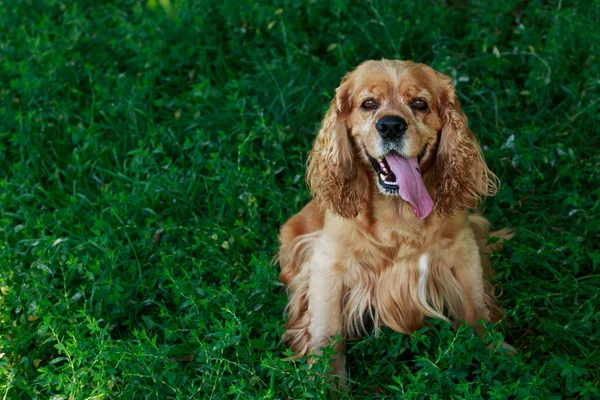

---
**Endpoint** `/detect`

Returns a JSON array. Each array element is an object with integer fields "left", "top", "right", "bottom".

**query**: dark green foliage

[{"left": 1, "top": 0, "right": 598, "bottom": 398}]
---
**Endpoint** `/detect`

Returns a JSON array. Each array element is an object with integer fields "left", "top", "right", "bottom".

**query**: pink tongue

[{"left": 385, "top": 154, "right": 433, "bottom": 220}]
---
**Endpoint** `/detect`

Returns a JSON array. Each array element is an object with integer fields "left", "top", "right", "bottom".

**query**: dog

[{"left": 277, "top": 59, "right": 512, "bottom": 382}]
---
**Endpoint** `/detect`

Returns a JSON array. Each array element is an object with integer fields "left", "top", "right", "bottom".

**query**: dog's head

[{"left": 307, "top": 59, "right": 498, "bottom": 219}]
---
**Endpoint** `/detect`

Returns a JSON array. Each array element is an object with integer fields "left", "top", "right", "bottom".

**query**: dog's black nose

[{"left": 376, "top": 116, "right": 407, "bottom": 140}]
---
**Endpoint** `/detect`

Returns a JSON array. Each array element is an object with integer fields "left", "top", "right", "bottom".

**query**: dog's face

[
  {"left": 307, "top": 59, "right": 497, "bottom": 220},
  {"left": 344, "top": 61, "right": 443, "bottom": 199}
]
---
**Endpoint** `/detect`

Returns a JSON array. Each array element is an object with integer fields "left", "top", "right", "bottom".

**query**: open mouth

[
  {"left": 367, "top": 151, "right": 401, "bottom": 192},
  {"left": 364, "top": 147, "right": 433, "bottom": 220},
  {"left": 366, "top": 147, "right": 427, "bottom": 193}
]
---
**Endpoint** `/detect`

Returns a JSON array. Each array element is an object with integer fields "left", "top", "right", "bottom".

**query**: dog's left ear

[{"left": 435, "top": 74, "right": 499, "bottom": 216}]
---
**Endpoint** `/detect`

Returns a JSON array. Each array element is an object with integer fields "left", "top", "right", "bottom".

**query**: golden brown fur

[{"left": 277, "top": 59, "right": 512, "bottom": 381}]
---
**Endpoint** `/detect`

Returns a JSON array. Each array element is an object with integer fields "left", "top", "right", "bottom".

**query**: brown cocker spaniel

[{"left": 277, "top": 59, "right": 512, "bottom": 382}]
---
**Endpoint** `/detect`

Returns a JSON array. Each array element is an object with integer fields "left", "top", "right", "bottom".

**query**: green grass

[{"left": 0, "top": 0, "right": 599, "bottom": 398}]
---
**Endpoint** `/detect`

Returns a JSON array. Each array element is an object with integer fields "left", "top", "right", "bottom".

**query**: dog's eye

[
  {"left": 361, "top": 99, "right": 378, "bottom": 110},
  {"left": 411, "top": 99, "right": 428, "bottom": 111}
]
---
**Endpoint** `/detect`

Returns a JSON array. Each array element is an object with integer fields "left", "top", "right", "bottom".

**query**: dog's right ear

[{"left": 306, "top": 75, "right": 361, "bottom": 219}]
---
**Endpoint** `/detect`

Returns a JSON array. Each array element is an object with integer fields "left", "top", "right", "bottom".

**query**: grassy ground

[{"left": 1, "top": 0, "right": 599, "bottom": 398}]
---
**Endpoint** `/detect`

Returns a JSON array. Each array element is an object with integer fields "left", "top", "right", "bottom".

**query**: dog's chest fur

[{"left": 328, "top": 203, "right": 473, "bottom": 337}]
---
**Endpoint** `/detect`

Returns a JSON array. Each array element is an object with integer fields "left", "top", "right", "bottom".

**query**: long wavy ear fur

[
  {"left": 306, "top": 76, "right": 361, "bottom": 218},
  {"left": 435, "top": 75, "right": 499, "bottom": 216}
]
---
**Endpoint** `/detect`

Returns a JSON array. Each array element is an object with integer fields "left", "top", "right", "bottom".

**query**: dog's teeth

[{"left": 379, "top": 173, "right": 386, "bottom": 181}]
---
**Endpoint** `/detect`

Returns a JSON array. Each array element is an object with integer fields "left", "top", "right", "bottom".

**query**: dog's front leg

[{"left": 307, "top": 244, "right": 347, "bottom": 382}]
